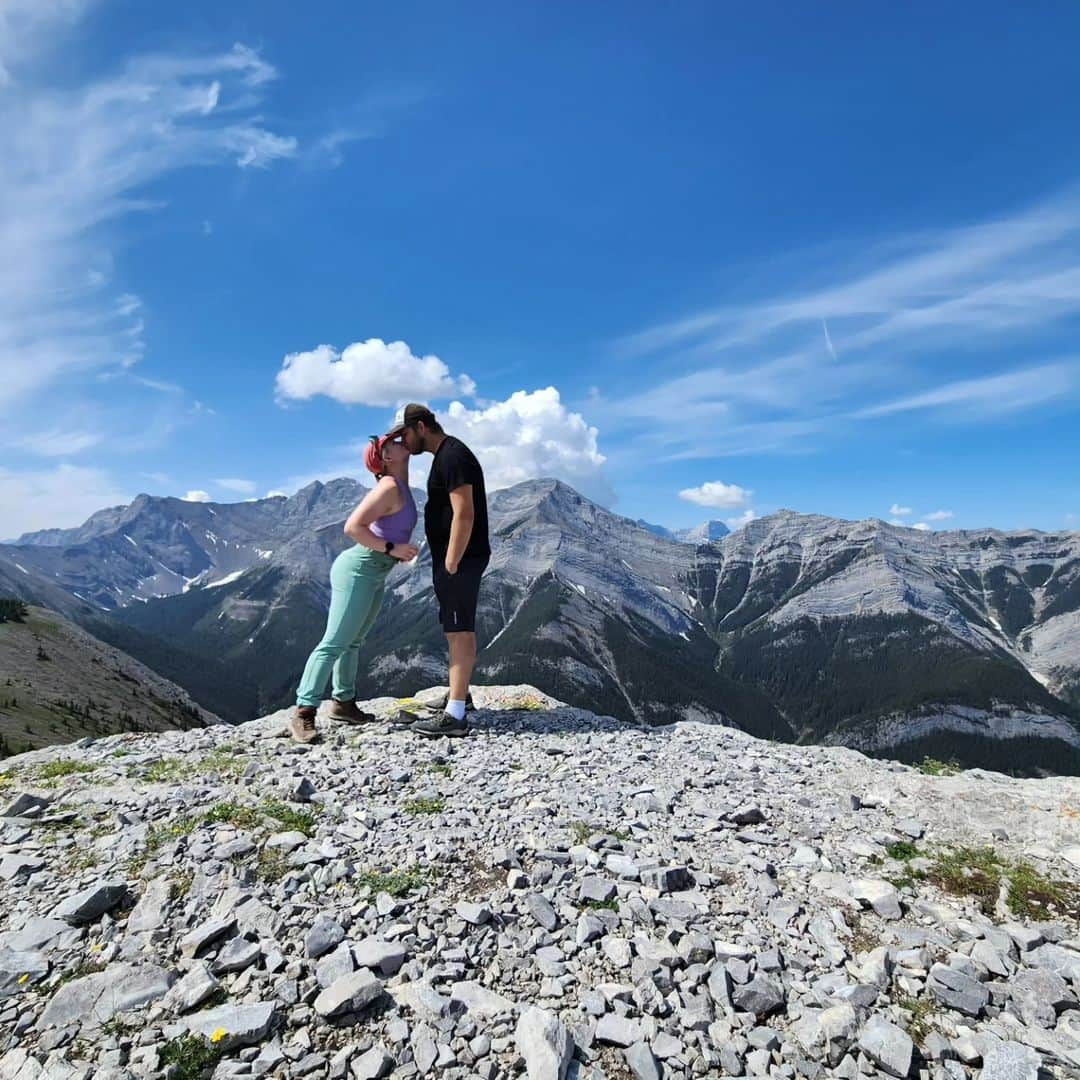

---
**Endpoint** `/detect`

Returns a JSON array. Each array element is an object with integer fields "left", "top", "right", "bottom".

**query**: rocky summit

[{"left": 0, "top": 686, "right": 1079, "bottom": 1080}]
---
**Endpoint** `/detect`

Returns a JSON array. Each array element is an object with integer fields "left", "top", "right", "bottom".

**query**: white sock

[{"left": 446, "top": 698, "right": 467, "bottom": 721}]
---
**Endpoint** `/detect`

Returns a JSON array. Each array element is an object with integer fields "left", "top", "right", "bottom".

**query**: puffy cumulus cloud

[
  {"left": 275, "top": 339, "right": 475, "bottom": 407},
  {"left": 0, "top": 463, "right": 130, "bottom": 538},
  {"left": 890, "top": 503, "right": 913, "bottom": 517},
  {"left": 265, "top": 490, "right": 287, "bottom": 499},
  {"left": 726, "top": 508, "right": 757, "bottom": 530},
  {"left": 912, "top": 522, "right": 932, "bottom": 532},
  {"left": 924, "top": 509, "right": 954, "bottom": 521},
  {"left": 182, "top": 490, "right": 212, "bottom": 503},
  {"left": 436, "top": 388, "right": 608, "bottom": 499},
  {"left": 679, "top": 481, "right": 753, "bottom": 509},
  {"left": 215, "top": 477, "right": 257, "bottom": 495}
]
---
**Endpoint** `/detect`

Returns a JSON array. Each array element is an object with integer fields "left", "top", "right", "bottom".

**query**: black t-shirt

[{"left": 425, "top": 436, "right": 490, "bottom": 561}]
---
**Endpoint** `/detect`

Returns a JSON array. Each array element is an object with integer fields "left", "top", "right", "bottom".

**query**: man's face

[{"left": 399, "top": 424, "right": 423, "bottom": 455}]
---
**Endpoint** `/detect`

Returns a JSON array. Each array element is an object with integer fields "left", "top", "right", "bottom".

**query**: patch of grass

[
  {"left": 203, "top": 801, "right": 261, "bottom": 831},
  {"left": 582, "top": 898, "right": 618, "bottom": 911},
  {"left": 886, "top": 840, "right": 921, "bottom": 862},
  {"left": 569, "top": 820, "right": 593, "bottom": 845},
  {"left": 1007, "top": 861, "right": 1080, "bottom": 921},
  {"left": 924, "top": 846, "right": 1004, "bottom": 915},
  {"left": 255, "top": 847, "right": 290, "bottom": 884},
  {"left": 139, "top": 757, "right": 191, "bottom": 783},
  {"left": 403, "top": 796, "right": 445, "bottom": 816},
  {"left": 425, "top": 762, "right": 452, "bottom": 778},
  {"left": 357, "top": 866, "right": 430, "bottom": 897},
  {"left": 171, "top": 870, "right": 194, "bottom": 899},
  {"left": 516, "top": 697, "right": 546, "bottom": 711},
  {"left": 36, "top": 759, "right": 97, "bottom": 781},
  {"left": 260, "top": 799, "right": 318, "bottom": 836},
  {"left": 54, "top": 959, "right": 106, "bottom": 987},
  {"left": 128, "top": 815, "right": 198, "bottom": 875},
  {"left": 918, "top": 757, "right": 961, "bottom": 777},
  {"left": 200, "top": 746, "right": 245, "bottom": 778},
  {"left": 896, "top": 992, "right": 937, "bottom": 1045},
  {"left": 610, "top": 828, "right": 631, "bottom": 842},
  {"left": 70, "top": 848, "right": 99, "bottom": 872},
  {"left": 158, "top": 1034, "right": 222, "bottom": 1079},
  {"left": 109, "top": 748, "right": 131, "bottom": 759}
]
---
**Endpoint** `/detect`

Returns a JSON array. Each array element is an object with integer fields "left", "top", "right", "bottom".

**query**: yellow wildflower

[
  {"left": 210, "top": 1027, "right": 228, "bottom": 1044},
  {"left": 17, "top": 974, "right": 29, "bottom": 985}
]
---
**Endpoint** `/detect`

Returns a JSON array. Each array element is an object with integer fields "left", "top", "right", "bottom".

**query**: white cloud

[
  {"left": 726, "top": 509, "right": 757, "bottom": 530},
  {"left": 433, "top": 388, "right": 608, "bottom": 499},
  {"left": 610, "top": 191, "right": 1080, "bottom": 458},
  {"left": 0, "top": 463, "right": 130, "bottom": 538},
  {"left": 679, "top": 481, "right": 752, "bottom": 509},
  {"left": 275, "top": 339, "right": 475, "bottom": 407},
  {"left": 890, "top": 503, "right": 913, "bottom": 517},
  {"left": 855, "top": 364, "right": 1073, "bottom": 420},
  {"left": 215, "top": 477, "right": 257, "bottom": 496},
  {"left": 924, "top": 509, "right": 954, "bottom": 521},
  {"left": 0, "top": 36, "right": 295, "bottom": 414},
  {"left": 0, "top": 0, "right": 89, "bottom": 87},
  {"left": 13, "top": 427, "right": 104, "bottom": 456},
  {"left": 912, "top": 522, "right": 932, "bottom": 532},
  {"left": 265, "top": 490, "right": 287, "bottom": 499},
  {"left": 182, "top": 490, "right": 212, "bottom": 503}
]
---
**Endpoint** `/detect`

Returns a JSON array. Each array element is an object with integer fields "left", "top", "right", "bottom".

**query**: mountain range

[{"left": 1, "top": 478, "right": 1078, "bottom": 774}]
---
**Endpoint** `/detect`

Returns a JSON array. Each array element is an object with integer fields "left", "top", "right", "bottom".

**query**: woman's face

[{"left": 381, "top": 438, "right": 409, "bottom": 468}]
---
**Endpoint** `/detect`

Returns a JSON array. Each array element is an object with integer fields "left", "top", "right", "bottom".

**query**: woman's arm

[{"left": 343, "top": 479, "right": 404, "bottom": 552}]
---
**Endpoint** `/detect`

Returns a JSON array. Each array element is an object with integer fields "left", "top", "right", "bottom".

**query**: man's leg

[{"left": 447, "top": 631, "right": 477, "bottom": 704}]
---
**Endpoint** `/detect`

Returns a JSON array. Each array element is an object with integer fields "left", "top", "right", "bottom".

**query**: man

[{"left": 386, "top": 403, "right": 490, "bottom": 737}]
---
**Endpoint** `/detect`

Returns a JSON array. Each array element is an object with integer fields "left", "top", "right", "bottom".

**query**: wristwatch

[{"left": 384, "top": 541, "right": 395, "bottom": 555}]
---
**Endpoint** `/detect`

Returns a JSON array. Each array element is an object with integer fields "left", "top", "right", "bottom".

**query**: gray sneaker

[{"left": 412, "top": 711, "right": 469, "bottom": 739}]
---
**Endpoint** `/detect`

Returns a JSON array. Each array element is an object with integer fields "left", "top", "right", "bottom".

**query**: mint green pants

[{"left": 296, "top": 546, "right": 396, "bottom": 707}]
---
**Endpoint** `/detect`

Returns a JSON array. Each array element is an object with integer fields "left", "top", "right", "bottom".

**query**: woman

[{"left": 290, "top": 434, "right": 418, "bottom": 743}]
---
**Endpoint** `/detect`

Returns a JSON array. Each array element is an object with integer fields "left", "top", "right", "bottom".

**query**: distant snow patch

[
  {"left": 207, "top": 569, "right": 246, "bottom": 589},
  {"left": 14, "top": 563, "right": 28, "bottom": 575},
  {"left": 123, "top": 534, "right": 138, "bottom": 548}
]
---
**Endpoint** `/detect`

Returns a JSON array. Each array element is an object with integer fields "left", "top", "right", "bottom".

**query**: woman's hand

[{"left": 392, "top": 543, "right": 419, "bottom": 561}]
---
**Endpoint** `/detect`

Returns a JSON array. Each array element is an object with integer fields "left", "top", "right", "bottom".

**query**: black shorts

[{"left": 432, "top": 556, "right": 488, "bottom": 633}]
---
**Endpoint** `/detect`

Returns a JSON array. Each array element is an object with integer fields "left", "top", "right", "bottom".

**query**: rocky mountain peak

[{"left": 0, "top": 685, "right": 1077, "bottom": 1077}]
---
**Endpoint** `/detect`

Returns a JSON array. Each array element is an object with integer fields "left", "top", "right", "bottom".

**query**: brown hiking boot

[
  {"left": 327, "top": 698, "right": 377, "bottom": 724},
  {"left": 290, "top": 706, "right": 319, "bottom": 744}
]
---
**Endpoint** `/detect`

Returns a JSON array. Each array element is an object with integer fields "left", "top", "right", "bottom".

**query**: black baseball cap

[{"left": 385, "top": 402, "right": 437, "bottom": 436}]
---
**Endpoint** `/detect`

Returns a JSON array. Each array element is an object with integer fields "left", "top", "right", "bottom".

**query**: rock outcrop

[{"left": 0, "top": 684, "right": 1078, "bottom": 1078}]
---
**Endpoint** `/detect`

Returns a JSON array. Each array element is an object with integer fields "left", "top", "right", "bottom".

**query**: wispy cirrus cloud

[
  {"left": 0, "top": 37, "right": 296, "bottom": 413},
  {"left": 610, "top": 191, "right": 1080, "bottom": 458}
]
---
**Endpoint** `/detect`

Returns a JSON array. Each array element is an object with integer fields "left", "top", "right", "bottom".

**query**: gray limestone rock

[
  {"left": 305, "top": 914, "right": 346, "bottom": 958},
  {"left": 184, "top": 1001, "right": 277, "bottom": 1050},
  {"left": 314, "top": 969, "right": 383, "bottom": 1018},
  {"left": 51, "top": 881, "right": 127, "bottom": 926},
  {"left": 515, "top": 1006, "right": 573, "bottom": 1080},
  {"left": 928, "top": 962, "right": 989, "bottom": 1016},
  {"left": 732, "top": 974, "right": 785, "bottom": 1018},
  {"left": 857, "top": 1015, "right": 913, "bottom": 1079}
]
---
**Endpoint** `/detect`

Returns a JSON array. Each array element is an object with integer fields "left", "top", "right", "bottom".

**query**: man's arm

[{"left": 445, "top": 484, "right": 475, "bottom": 573}]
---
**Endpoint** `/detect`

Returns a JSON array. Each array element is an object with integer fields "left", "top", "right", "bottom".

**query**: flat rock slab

[
  {"left": 314, "top": 969, "right": 383, "bottom": 1018},
  {"left": 39, "top": 963, "right": 174, "bottom": 1029},
  {"left": 184, "top": 1001, "right": 277, "bottom": 1051},
  {"left": 51, "top": 881, "right": 127, "bottom": 926}
]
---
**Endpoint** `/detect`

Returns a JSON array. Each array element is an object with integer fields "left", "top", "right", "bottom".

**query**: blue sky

[{"left": 3, "top": 0, "right": 1079, "bottom": 537}]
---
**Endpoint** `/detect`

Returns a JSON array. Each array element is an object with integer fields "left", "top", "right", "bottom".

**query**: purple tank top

[{"left": 370, "top": 478, "right": 417, "bottom": 545}]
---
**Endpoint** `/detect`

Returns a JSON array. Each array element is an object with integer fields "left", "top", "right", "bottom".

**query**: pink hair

[{"left": 364, "top": 436, "right": 389, "bottom": 477}]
